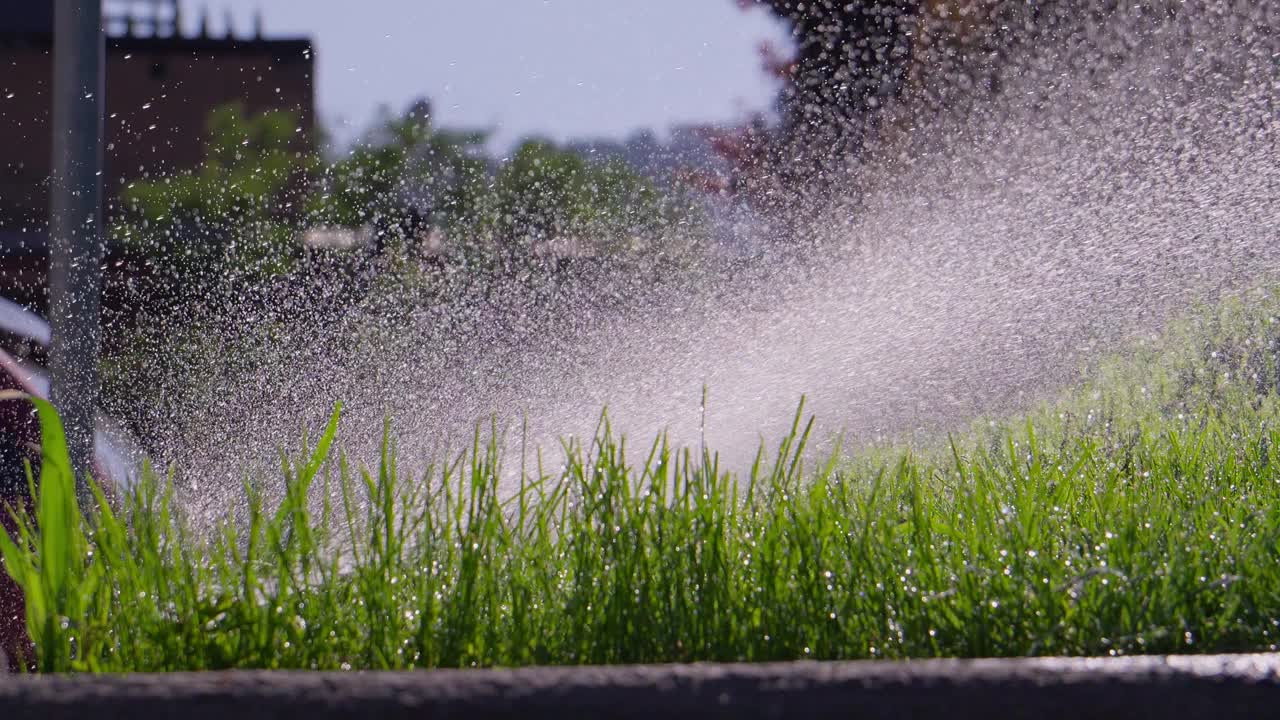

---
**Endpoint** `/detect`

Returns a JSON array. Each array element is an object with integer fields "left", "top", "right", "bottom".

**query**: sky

[{"left": 188, "top": 1, "right": 791, "bottom": 151}]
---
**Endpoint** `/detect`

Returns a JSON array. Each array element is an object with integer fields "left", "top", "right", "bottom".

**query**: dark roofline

[
  {"left": 111, "top": 35, "right": 312, "bottom": 56},
  {"left": 1, "top": 32, "right": 311, "bottom": 57}
]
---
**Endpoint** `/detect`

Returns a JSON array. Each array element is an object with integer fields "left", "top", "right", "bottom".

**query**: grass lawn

[{"left": 6, "top": 289, "right": 1280, "bottom": 672}]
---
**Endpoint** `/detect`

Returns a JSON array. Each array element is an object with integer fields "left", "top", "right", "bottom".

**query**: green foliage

[
  {"left": 113, "top": 101, "right": 702, "bottom": 287},
  {"left": 12, "top": 286, "right": 1280, "bottom": 671},
  {"left": 307, "top": 106, "right": 492, "bottom": 247},
  {"left": 114, "top": 105, "right": 307, "bottom": 285},
  {"left": 490, "top": 140, "right": 669, "bottom": 256},
  {"left": 0, "top": 391, "right": 101, "bottom": 672},
  {"left": 312, "top": 121, "right": 689, "bottom": 260}
]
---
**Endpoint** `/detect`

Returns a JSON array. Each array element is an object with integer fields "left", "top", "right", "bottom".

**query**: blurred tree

[
  {"left": 307, "top": 99, "right": 492, "bottom": 254},
  {"left": 314, "top": 101, "right": 697, "bottom": 263},
  {"left": 117, "top": 99, "right": 702, "bottom": 288},
  {"left": 490, "top": 140, "right": 675, "bottom": 258},
  {"left": 113, "top": 104, "right": 308, "bottom": 291},
  {"left": 754, "top": 0, "right": 920, "bottom": 157},
  {"left": 697, "top": 1, "right": 926, "bottom": 230},
  {"left": 723, "top": 0, "right": 1045, "bottom": 231},
  {"left": 106, "top": 105, "right": 316, "bottom": 450},
  {"left": 744, "top": 0, "right": 1069, "bottom": 167}
]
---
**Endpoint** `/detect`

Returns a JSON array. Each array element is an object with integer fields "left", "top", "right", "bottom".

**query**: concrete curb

[{"left": 2, "top": 654, "right": 1279, "bottom": 719}]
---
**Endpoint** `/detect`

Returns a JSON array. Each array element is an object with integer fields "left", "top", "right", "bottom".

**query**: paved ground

[{"left": 2, "top": 654, "right": 1279, "bottom": 719}]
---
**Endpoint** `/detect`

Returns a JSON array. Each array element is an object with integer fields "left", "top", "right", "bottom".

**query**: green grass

[{"left": 7, "top": 288, "right": 1280, "bottom": 672}]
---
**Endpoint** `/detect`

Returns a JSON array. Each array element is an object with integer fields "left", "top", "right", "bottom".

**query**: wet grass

[{"left": 7, "top": 289, "right": 1280, "bottom": 671}]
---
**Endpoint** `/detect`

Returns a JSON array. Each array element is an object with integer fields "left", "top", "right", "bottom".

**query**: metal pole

[{"left": 49, "top": 0, "right": 105, "bottom": 480}]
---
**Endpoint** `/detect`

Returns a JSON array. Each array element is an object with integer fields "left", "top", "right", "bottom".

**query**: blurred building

[{"left": 0, "top": 0, "right": 314, "bottom": 307}]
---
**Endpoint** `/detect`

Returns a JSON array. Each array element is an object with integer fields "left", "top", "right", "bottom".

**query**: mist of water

[{"left": 146, "top": 1, "right": 1278, "bottom": 516}]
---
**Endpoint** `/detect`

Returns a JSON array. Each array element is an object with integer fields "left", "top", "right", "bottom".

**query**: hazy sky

[{"left": 190, "top": 1, "right": 791, "bottom": 150}]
